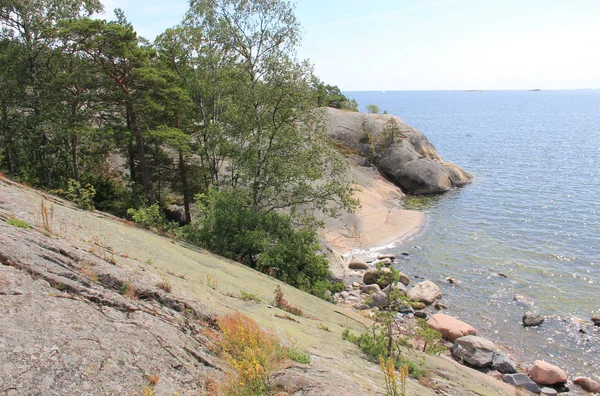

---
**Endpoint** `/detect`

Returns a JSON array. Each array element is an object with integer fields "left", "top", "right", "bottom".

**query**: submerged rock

[
  {"left": 452, "top": 335, "right": 497, "bottom": 368},
  {"left": 528, "top": 360, "right": 567, "bottom": 386},
  {"left": 427, "top": 312, "right": 477, "bottom": 342},
  {"left": 592, "top": 315, "right": 600, "bottom": 326},
  {"left": 407, "top": 280, "right": 441, "bottom": 305},
  {"left": 522, "top": 311, "right": 544, "bottom": 326},
  {"left": 502, "top": 373, "right": 541, "bottom": 394}
]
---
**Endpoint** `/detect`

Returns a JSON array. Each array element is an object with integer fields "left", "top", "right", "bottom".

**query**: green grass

[
  {"left": 7, "top": 217, "right": 30, "bottom": 229},
  {"left": 285, "top": 348, "right": 310, "bottom": 364},
  {"left": 241, "top": 291, "right": 263, "bottom": 303}
]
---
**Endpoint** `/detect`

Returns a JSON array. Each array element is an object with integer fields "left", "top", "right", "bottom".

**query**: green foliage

[
  {"left": 366, "top": 104, "right": 380, "bottom": 114},
  {"left": 186, "top": 190, "right": 336, "bottom": 297},
  {"left": 240, "top": 291, "right": 262, "bottom": 303},
  {"left": 312, "top": 79, "right": 357, "bottom": 111},
  {"left": 285, "top": 348, "right": 310, "bottom": 364},
  {"left": 360, "top": 132, "right": 373, "bottom": 144},
  {"left": 65, "top": 179, "right": 96, "bottom": 210},
  {"left": 127, "top": 204, "right": 174, "bottom": 233},
  {"left": 7, "top": 217, "right": 30, "bottom": 229},
  {"left": 415, "top": 318, "right": 445, "bottom": 355}
]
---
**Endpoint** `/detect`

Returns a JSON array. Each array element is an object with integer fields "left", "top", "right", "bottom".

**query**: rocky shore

[{"left": 335, "top": 253, "right": 600, "bottom": 395}]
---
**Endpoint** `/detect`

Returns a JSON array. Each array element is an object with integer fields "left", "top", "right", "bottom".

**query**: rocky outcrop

[
  {"left": 528, "top": 360, "right": 568, "bottom": 386},
  {"left": 428, "top": 313, "right": 477, "bottom": 341},
  {"left": 323, "top": 107, "right": 472, "bottom": 195}
]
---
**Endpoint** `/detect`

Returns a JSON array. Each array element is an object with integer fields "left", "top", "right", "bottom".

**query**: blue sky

[{"left": 100, "top": 0, "right": 600, "bottom": 91}]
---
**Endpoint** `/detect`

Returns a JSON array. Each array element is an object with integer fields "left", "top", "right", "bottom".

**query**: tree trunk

[
  {"left": 127, "top": 102, "right": 154, "bottom": 204},
  {"left": 178, "top": 149, "right": 191, "bottom": 224}
]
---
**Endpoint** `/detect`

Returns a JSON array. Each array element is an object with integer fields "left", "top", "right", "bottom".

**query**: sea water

[{"left": 346, "top": 90, "right": 600, "bottom": 380}]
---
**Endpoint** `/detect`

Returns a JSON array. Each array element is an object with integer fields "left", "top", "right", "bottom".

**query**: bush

[
  {"left": 285, "top": 348, "right": 310, "bottom": 364},
  {"left": 127, "top": 204, "right": 174, "bottom": 233},
  {"left": 366, "top": 104, "right": 379, "bottom": 114},
  {"left": 186, "top": 190, "right": 336, "bottom": 297},
  {"left": 218, "top": 312, "right": 282, "bottom": 395}
]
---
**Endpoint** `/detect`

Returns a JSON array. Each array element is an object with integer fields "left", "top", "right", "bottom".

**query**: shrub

[
  {"left": 7, "top": 217, "right": 30, "bottom": 229},
  {"left": 65, "top": 179, "right": 96, "bottom": 210},
  {"left": 156, "top": 275, "right": 172, "bottom": 293},
  {"left": 186, "top": 190, "right": 335, "bottom": 297},
  {"left": 240, "top": 291, "right": 262, "bottom": 303},
  {"left": 127, "top": 204, "right": 173, "bottom": 233},
  {"left": 285, "top": 348, "right": 310, "bottom": 364},
  {"left": 415, "top": 318, "right": 445, "bottom": 355},
  {"left": 366, "top": 104, "right": 379, "bottom": 114},
  {"left": 218, "top": 312, "right": 282, "bottom": 395},
  {"left": 359, "top": 131, "right": 373, "bottom": 144},
  {"left": 273, "top": 286, "right": 303, "bottom": 316}
]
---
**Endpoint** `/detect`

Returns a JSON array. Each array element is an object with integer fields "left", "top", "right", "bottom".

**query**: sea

[{"left": 346, "top": 90, "right": 600, "bottom": 381}]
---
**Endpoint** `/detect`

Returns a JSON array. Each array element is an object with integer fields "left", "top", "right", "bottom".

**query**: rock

[
  {"left": 346, "top": 296, "right": 359, "bottom": 304},
  {"left": 574, "top": 377, "right": 600, "bottom": 393},
  {"left": 377, "top": 254, "right": 395, "bottom": 260},
  {"left": 491, "top": 353, "right": 518, "bottom": 374},
  {"left": 354, "top": 304, "right": 371, "bottom": 310},
  {"left": 382, "top": 282, "right": 408, "bottom": 295},
  {"left": 540, "top": 387, "right": 558, "bottom": 396},
  {"left": 445, "top": 277, "right": 459, "bottom": 284},
  {"left": 352, "top": 282, "right": 360, "bottom": 288},
  {"left": 513, "top": 294, "right": 534, "bottom": 306},
  {"left": 324, "top": 290, "right": 333, "bottom": 301},
  {"left": 367, "top": 292, "right": 389, "bottom": 308},
  {"left": 362, "top": 267, "right": 394, "bottom": 288},
  {"left": 428, "top": 313, "right": 477, "bottom": 341},
  {"left": 452, "top": 335, "right": 498, "bottom": 368},
  {"left": 397, "top": 305, "right": 414, "bottom": 315},
  {"left": 489, "top": 370, "right": 503, "bottom": 381},
  {"left": 165, "top": 204, "right": 188, "bottom": 225},
  {"left": 411, "top": 301, "right": 426, "bottom": 310},
  {"left": 398, "top": 272, "right": 410, "bottom": 286},
  {"left": 323, "top": 108, "right": 472, "bottom": 195},
  {"left": 407, "top": 280, "right": 442, "bottom": 305},
  {"left": 344, "top": 284, "right": 353, "bottom": 291},
  {"left": 414, "top": 311, "right": 428, "bottom": 319},
  {"left": 361, "top": 284, "right": 381, "bottom": 294},
  {"left": 434, "top": 302, "right": 448, "bottom": 310},
  {"left": 522, "top": 311, "right": 544, "bottom": 327},
  {"left": 340, "top": 291, "right": 350, "bottom": 300},
  {"left": 502, "top": 373, "right": 542, "bottom": 394},
  {"left": 528, "top": 360, "right": 567, "bottom": 385},
  {"left": 348, "top": 257, "right": 369, "bottom": 270},
  {"left": 592, "top": 315, "right": 600, "bottom": 326},
  {"left": 377, "top": 258, "right": 393, "bottom": 266}
]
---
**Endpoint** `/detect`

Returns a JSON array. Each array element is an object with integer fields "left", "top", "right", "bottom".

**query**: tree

[
  {"left": 56, "top": 10, "right": 158, "bottom": 204},
  {"left": 188, "top": 0, "right": 357, "bottom": 217},
  {"left": 366, "top": 104, "right": 379, "bottom": 114}
]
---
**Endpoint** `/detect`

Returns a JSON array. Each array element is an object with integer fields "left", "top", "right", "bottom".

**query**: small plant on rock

[
  {"left": 7, "top": 217, "right": 30, "bottom": 229},
  {"left": 273, "top": 285, "right": 303, "bottom": 316},
  {"left": 241, "top": 291, "right": 262, "bottom": 303}
]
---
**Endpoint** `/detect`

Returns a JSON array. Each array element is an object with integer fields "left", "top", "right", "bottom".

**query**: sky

[{"left": 99, "top": 0, "right": 600, "bottom": 91}]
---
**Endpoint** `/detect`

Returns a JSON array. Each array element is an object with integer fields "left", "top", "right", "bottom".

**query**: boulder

[
  {"left": 340, "top": 291, "right": 350, "bottom": 300},
  {"left": 367, "top": 292, "right": 389, "bottom": 308},
  {"left": 414, "top": 311, "right": 428, "bottom": 319},
  {"left": 452, "top": 335, "right": 498, "bottom": 368},
  {"left": 352, "top": 281, "right": 360, "bottom": 288},
  {"left": 407, "top": 280, "right": 441, "bottom": 305},
  {"left": 397, "top": 305, "right": 414, "bottom": 315},
  {"left": 573, "top": 377, "right": 600, "bottom": 393},
  {"left": 522, "top": 311, "right": 544, "bottom": 326},
  {"left": 398, "top": 272, "right": 410, "bottom": 286},
  {"left": 540, "top": 387, "right": 558, "bottom": 396},
  {"left": 353, "top": 303, "right": 370, "bottom": 311},
  {"left": 434, "top": 302, "right": 449, "bottom": 310},
  {"left": 489, "top": 370, "right": 503, "bottom": 381},
  {"left": 592, "top": 315, "right": 600, "bottom": 326},
  {"left": 377, "top": 254, "right": 395, "bottom": 260},
  {"left": 165, "top": 204, "right": 188, "bottom": 225},
  {"left": 528, "top": 360, "right": 567, "bottom": 385},
  {"left": 382, "top": 281, "right": 408, "bottom": 295},
  {"left": 361, "top": 284, "right": 381, "bottom": 294},
  {"left": 362, "top": 267, "right": 394, "bottom": 288},
  {"left": 502, "top": 373, "right": 541, "bottom": 394},
  {"left": 377, "top": 258, "right": 393, "bottom": 266},
  {"left": 411, "top": 301, "right": 426, "bottom": 310},
  {"left": 427, "top": 313, "right": 477, "bottom": 341},
  {"left": 491, "top": 353, "right": 518, "bottom": 374},
  {"left": 348, "top": 257, "right": 369, "bottom": 270}
]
